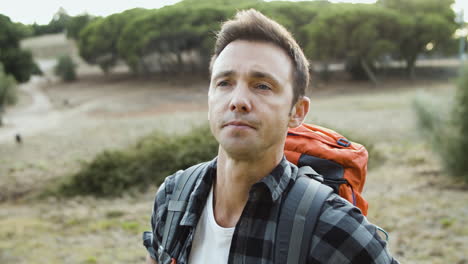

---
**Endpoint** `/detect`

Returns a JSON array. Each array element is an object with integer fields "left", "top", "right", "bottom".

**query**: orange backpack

[{"left": 285, "top": 123, "right": 369, "bottom": 215}]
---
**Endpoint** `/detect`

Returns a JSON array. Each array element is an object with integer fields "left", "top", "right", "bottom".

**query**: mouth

[{"left": 223, "top": 121, "right": 256, "bottom": 129}]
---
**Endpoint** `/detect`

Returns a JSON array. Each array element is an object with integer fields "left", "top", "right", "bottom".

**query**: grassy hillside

[{"left": 1, "top": 32, "right": 466, "bottom": 264}]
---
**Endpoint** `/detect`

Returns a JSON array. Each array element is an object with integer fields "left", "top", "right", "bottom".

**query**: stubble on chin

[{"left": 220, "top": 142, "right": 259, "bottom": 161}]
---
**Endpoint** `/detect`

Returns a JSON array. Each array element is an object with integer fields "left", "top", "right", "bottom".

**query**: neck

[{"left": 212, "top": 145, "right": 283, "bottom": 228}]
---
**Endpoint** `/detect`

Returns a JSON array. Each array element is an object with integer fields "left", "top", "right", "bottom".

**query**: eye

[
  {"left": 255, "top": 83, "right": 272, "bottom": 91},
  {"left": 217, "top": 80, "right": 230, "bottom": 87}
]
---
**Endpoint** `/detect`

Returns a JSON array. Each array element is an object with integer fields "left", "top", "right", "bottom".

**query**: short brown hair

[{"left": 210, "top": 9, "right": 309, "bottom": 105}]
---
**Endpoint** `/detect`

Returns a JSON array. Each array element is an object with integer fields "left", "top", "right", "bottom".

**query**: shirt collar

[
  {"left": 257, "top": 156, "right": 298, "bottom": 202},
  {"left": 179, "top": 156, "right": 298, "bottom": 226}
]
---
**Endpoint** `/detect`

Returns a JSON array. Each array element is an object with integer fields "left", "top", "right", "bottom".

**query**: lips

[{"left": 223, "top": 120, "right": 256, "bottom": 129}]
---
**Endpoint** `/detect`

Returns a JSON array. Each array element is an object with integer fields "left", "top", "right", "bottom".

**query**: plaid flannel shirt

[{"left": 144, "top": 157, "right": 399, "bottom": 264}]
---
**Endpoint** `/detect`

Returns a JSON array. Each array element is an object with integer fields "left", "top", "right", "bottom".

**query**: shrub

[
  {"left": 0, "top": 63, "right": 17, "bottom": 104},
  {"left": 413, "top": 65, "right": 468, "bottom": 182},
  {"left": 54, "top": 55, "right": 77, "bottom": 81},
  {"left": 59, "top": 124, "right": 218, "bottom": 197},
  {"left": 56, "top": 121, "right": 384, "bottom": 197},
  {"left": 449, "top": 65, "right": 468, "bottom": 180},
  {"left": 0, "top": 63, "right": 17, "bottom": 126},
  {"left": 412, "top": 93, "right": 447, "bottom": 136}
]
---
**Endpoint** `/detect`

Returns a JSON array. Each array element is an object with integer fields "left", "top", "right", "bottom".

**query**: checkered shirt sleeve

[
  {"left": 309, "top": 193, "right": 399, "bottom": 264},
  {"left": 148, "top": 170, "right": 183, "bottom": 261}
]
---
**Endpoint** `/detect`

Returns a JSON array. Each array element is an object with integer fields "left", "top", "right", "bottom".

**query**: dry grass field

[{"left": 0, "top": 34, "right": 467, "bottom": 263}]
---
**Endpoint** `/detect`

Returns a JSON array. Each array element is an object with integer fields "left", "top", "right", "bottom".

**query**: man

[{"left": 144, "top": 9, "right": 398, "bottom": 264}]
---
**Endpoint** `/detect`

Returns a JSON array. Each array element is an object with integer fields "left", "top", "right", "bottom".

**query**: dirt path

[
  {"left": 0, "top": 60, "right": 105, "bottom": 144},
  {"left": 0, "top": 60, "right": 59, "bottom": 143},
  {"left": 0, "top": 77, "right": 61, "bottom": 143}
]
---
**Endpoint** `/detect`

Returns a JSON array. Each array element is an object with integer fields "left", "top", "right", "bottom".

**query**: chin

[{"left": 221, "top": 142, "right": 258, "bottom": 160}]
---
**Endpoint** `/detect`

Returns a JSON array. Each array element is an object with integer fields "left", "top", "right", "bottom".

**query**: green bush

[
  {"left": 413, "top": 94, "right": 446, "bottom": 135},
  {"left": 413, "top": 65, "right": 468, "bottom": 182},
  {"left": 449, "top": 65, "right": 468, "bottom": 180},
  {"left": 59, "top": 124, "right": 218, "bottom": 197},
  {"left": 55, "top": 121, "right": 385, "bottom": 197},
  {"left": 0, "top": 63, "right": 17, "bottom": 126},
  {"left": 0, "top": 63, "right": 17, "bottom": 104},
  {"left": 54, "top": 55, "right": 77, "bottom": 81}
]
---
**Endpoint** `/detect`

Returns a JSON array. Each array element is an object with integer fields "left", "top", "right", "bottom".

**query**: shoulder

[
  {"left": 154, "top": 169, "right": 183, "bottom": 203},
  {"left": 150, "top": 169, "right": 184, "bottom": 228},
  {"left": 151, "top": 161, "right": 214, "bottom": 225},
  {"left": 309, "top": 194, "right": 398, "bottom": 264},
  {"left": 146, "top": 169, "right": 185, "bottom": 261}
]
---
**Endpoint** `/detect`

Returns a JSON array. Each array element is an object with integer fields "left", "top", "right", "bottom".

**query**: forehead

[{"left": 211, "top": 40, "right": 293, "bottom": 82}]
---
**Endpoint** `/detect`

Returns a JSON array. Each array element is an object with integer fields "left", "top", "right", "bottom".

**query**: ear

[{"left": 288, "top": 96, "right": 310, "bottom": 128}]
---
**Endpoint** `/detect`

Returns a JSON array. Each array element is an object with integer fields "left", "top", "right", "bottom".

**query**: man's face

[{"left": 208, "top": 40, "right": 302, "bottom": 160}]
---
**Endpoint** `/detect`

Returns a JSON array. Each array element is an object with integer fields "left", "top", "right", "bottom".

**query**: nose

[{"left": 229, "top": 83, "right": 252, "bottom": 113}]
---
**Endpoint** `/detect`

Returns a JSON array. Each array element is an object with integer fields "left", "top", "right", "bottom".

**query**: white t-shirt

[{"left": 188, "top": 186, "right": 235, "bottom": 264}]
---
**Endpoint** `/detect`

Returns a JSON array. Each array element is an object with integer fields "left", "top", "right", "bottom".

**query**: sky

[{"left": 1, "top": 0, "right": 467, "bottom": 25}]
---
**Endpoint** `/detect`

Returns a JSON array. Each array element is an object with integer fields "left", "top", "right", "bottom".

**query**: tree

[
  {"left": 252, "top": 1, "right": 328, "bottom": 46},
  {"left": 31, "top": 7, "right": 71, "bottom": 36},
  {"left": 378, "top": 0, "right": 455, "bottom": 22},
  {"left": 66, "top": 14, "right": 95, "bottom": 40},
  {"left": 0, "top": 14, "right": 39, "bottom": 83},
  {"left": 13, "top": 22, "right": 33, "bottom": 39},
  {"left": 0, "top": 63, "right": 17, "bottom": 126},
  {"left": 118, "top": 6, "right": 232, "bottom": 74},
  {"left": 178, "top": 0, "right": 261, "bottom": 8},
  {"left": 78, "top": 8, "right": 149, "bottom": 73},
  {"left": 48, "top": 7, "right": 71, "bottom": 34},
  {"left": 302, "top": 5, "right": 406, "bottom": 83},
  {"left": 378, "top": 0, "right": 457, "bottom": 78}
]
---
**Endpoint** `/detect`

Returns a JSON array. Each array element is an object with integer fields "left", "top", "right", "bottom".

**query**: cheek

[
  {"left": 261, "top": 104, "right": 292, "bottom": 135},
  {"left": 208, "top": 109, "right": 220, "bottom": 141},
  {"left": 208, "top": 93, "right": 230, "bottom": 117},
  {"left": 207, "top": 106, "right": 216, "bottom": 125},
  {"left": 270, "top": 99, "right": 294, "bottom": 121},
  {"left": 207, "top": 96, "right": 217, "bottom": 118},
  {"left": 208, "top": 100, "right": 224, "bottom": 131}
]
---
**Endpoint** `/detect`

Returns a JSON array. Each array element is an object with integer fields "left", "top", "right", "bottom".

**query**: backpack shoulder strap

[
  {"left": 158, "top": 162, "right": 210, "bottom": 264},
  {"left": 275, "top": 166, "right": 333, "bottom": 264}
]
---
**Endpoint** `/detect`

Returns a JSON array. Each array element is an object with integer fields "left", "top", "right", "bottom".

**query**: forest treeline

[{"left": 1, "top": 0, "right": 463, "bottom": 82}]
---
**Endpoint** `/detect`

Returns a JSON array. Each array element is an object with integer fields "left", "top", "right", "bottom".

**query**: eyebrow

[
  {"left": 250, "top": 71, "right": 280, "bottom": 87},
  {"left": 212, "top": 70, "right": 236, "bottom": 82},
  {"left": 212, "top": 70, "right": 281, "bottom": 87}
]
